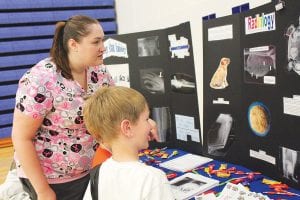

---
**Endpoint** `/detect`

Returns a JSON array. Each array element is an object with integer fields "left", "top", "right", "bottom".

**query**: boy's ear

[{"left": 120, "top": 119, "right": 133, "bottom": 137}]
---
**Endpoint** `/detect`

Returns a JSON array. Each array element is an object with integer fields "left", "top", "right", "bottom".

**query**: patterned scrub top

[{"left": 14, "top": 58, "right": 115, "bottom": 184}]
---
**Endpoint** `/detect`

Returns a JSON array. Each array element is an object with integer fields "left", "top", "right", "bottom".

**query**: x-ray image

[
  {"left": 171, "top": 177, "right": 205, "bottom": 193},
  {"left": 207, "top": 114, "right": 234, "bottom": 156},
  {"left": 151, "top": 107, "right": 171, "bottom": 143},
  {"left": 170, "top": 73, "right": 196, "bottom": 94},
  {"left": 138, "top": 36, "right": 160, "bottom": 57},
  {"left": 285, "top": 17, "right": 300, "bottom": 76},
  {"left": 280, "top": 147, "right": 300, "bottom": 184},
  {"left": 244, "top": 45, "right": 276, "bottom": 84},
  {"left": 140, "top": 68, "right": 165, "bottom": 94}
]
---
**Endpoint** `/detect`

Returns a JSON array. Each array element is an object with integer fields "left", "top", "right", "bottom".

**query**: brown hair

[
  {"left": 83, "top": 86, "right": 148, "bottom": 143},
  {"left": 50, "top": 15, "right": 99, "bottom": 80}
]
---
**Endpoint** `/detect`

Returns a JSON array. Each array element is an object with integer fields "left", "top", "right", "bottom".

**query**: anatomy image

[
  {"left": 280, "top": 147, "right": 300, "bottom": 184},
  {"left": 137, "top": 36, "right": 160, "bottom": 57},
  {"left": 244, "top": 45, "right": 276, "bottom": 84},
  {"left": 210, "top": 57, "right": 230, "bottom": 89},
  {"left": 151, "top": 107, "right": 171, "bottom": 143},
  {"left": 206, "top": 113, "right": 234, "bottom": 156},
  {"left": 247, "top": 101, "right": 271, "bottom": 137},
  {"left": 285, "top": 16, "right": 300, "bottom": 75},
  {"left": 140, "top": 68, "right": 165, "bottom": 94},
  {"left": 171, "top": 176, "right": 205, "bottom": 197},
  {"left": 171, "top": 73, "right": 196, "bottom": 94}
]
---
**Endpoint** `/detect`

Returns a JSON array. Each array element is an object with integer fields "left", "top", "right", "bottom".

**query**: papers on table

[
  {"left": 170, "top": 172, "right": 219, "bottom": 200},
  {"left": 159, "top": 153, "right": 213, "bottom": 172},
  {"left": 195, "top": 182, "right": 271, "bottom": 200}
]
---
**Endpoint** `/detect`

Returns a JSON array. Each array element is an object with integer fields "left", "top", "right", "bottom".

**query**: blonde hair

[{"left": 83, "top": 86, "right": 148, "bottom": 143}]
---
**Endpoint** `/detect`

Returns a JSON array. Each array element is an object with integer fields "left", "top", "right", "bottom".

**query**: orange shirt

[{"left": 92, "top": 147, "right": 112, "bottom": 168}]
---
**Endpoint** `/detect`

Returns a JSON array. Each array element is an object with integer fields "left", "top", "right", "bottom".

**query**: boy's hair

[{"left": 83, "top": 86, "right": 148, "bottom": 143}]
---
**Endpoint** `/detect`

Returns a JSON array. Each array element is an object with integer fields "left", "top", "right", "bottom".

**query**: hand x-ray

[{"left": 140, "top": 68, "right": 165, "bottom": 94}]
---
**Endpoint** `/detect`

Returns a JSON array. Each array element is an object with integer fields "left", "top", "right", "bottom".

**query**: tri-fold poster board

[
  {"left": 104, "top": 0, "right": 300, "bottom": 189},
  {"left": 103, "top": 22, "right": 202, "bottom": 155},
  {"left": 203, "top": 0, "right": 300, "bottom": 189}
]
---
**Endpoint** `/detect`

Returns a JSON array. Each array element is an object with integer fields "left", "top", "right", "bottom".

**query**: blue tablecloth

[{"left": 139, "top": 148, "right": 300, "bottom": 200}]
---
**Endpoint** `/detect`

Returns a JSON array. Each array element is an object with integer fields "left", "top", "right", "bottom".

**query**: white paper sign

[
  {"left": 175, "top": 114, "right": 200, "bottom": 142},
  {"left": 208, "top": 25, "right": 233, "bottom": 41}
]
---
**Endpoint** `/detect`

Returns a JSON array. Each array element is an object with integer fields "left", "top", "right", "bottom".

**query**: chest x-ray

[{"left": 138, "top": 36, "right": 160, "bottom": 57}]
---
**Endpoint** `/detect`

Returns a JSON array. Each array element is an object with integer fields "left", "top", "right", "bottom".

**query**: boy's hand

[{"left": 148, "top": 118, "right": 159, "bottom": 142}]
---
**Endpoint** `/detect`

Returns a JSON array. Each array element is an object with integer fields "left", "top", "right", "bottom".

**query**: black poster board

[
  {"left": 202, "top": 14, "right": 244, "bottom": 164},
  {"left": 104, "top": 22, "right": 202, "bottom": 155},
  {"left": 203, "top": 0, "right": 300, "bottom": 188},
  {"left": 239, "top": 2, "right": 282, "bottom": 182}
]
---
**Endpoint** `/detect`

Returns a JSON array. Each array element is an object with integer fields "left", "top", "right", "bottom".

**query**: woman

[{"left": 12, "top": 15, "right": 114, "bottom": 200}]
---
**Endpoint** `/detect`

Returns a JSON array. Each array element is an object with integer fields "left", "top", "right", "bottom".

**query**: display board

[
  {"left": 202, "top": 14, "right": 244, "bottom": 165},
  {"left": 203, "top": 0, "right": 300, "bottom": 189},
  {"left": 104, "top": 22, "right": 202, "bottom": 154}
]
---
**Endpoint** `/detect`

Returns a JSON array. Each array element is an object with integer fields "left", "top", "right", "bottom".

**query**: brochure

[
  {"left": 216, "top": 182, "right": 271, "bottom": 200},
  {"left": 170, "top": 172, "right": 219, "bottom": 200},
  {"left": 193, "top": 182, "right": 272, "bottom": 200}
]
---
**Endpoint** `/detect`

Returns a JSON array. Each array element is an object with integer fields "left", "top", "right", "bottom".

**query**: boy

[
  {"left": 83, "top": 86, "right": 174, "bottom": 200},
  {"left": 91, "top": 119, "right": 158, "bottom": 168}
]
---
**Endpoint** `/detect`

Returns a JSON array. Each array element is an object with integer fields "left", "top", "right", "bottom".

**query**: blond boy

[{"left": 83, "top": 86, "right": 174, "bottom": 200}]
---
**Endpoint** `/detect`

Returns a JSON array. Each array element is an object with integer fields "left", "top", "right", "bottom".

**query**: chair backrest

[{"left": 0, "top": 0, "right": 117, "bottom": 141}]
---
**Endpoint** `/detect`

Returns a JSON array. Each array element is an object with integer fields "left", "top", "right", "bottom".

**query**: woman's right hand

[
  {"left": 37, "top": 187, "right": 56, "bottom": 200},
  {"left": 12, "top": 110, "right": 55, "bottom": 200}
]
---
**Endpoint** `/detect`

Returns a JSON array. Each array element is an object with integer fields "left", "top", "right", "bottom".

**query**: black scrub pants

[{"left": 20, "top": 174, "right": 90, "bottom": 200}]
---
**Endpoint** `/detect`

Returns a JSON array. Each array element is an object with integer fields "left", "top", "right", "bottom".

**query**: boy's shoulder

[
  {"left": 104, "top": 158, "right": 163, "bottom": 173},
  {"left": 123, "top": 161, "right": 168, "bottom": 181}
]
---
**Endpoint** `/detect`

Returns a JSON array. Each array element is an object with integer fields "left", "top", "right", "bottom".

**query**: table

[{"left": 139, "top": 148, "right": 300, "bottom": 200}]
